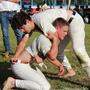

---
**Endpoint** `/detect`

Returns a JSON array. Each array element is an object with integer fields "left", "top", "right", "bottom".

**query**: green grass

[{"left": 0, "top": 24, "right": 90, "bottom": 90}]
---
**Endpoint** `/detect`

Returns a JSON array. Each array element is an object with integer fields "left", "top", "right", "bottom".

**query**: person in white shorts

[{"left": 11, "top": 8, "right": 90, "bottom": 78}]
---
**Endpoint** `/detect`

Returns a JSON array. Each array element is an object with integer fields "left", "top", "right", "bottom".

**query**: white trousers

[
  {"left": 70, "top": 13, "right": 90, "bottom": 65},
  {"left": 12, "top": 60, "right": 51, "bottom": 90},
  {"left": 70, "top": 12, "right": 90, "bottom": 76},
  {"left": 58, "top": 12, "right": 90, "bottom": 76}
]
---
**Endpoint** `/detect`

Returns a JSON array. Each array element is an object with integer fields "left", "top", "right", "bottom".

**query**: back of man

[
  {"left": 31, "top": 9, "right": 68, "bottom": 35},
  {"left": 31, "top": 8, "right": 90, "bottom": 77}
]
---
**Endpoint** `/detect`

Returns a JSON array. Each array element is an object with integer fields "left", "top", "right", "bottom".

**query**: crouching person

[
  {"left": 3, "top": 32, "right": 65, "bottom": 90},
  {"left": 3, "top": 34, "right": 52, "bottom": 90}
]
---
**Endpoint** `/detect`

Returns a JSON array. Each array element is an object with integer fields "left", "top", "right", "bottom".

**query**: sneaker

[
  {"left": 3, "top": 77, "right": 15, "bottom": 90},
  {"left": 8, "top": 51, "right": 14, "bottom": 55},
  {"left": 5, "top": 50, "right": 14, "bottom": 55},
  {"left": 3, "top": 52, "right": 10, "bottom": 61}
]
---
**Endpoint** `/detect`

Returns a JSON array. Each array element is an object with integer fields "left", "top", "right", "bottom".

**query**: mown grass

[{"left": 0, "top": 24, "right": 90, "bottom": 90}]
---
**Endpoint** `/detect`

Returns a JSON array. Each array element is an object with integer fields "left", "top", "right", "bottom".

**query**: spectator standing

[{"left": 0, "top": 0, "right": 23, "bottom": 56}]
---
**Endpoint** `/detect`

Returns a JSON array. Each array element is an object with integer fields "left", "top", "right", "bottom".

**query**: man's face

[
  {"left": 57, "top": 25, "right": 69, "bottom": 40},
  {"left": 20, "top": 20, "right": 35, "bottom": 33}
]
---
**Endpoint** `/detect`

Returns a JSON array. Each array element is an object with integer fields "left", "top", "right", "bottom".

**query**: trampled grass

[{"left": 0, "top": 24, "right": 90, "bottom": 90}]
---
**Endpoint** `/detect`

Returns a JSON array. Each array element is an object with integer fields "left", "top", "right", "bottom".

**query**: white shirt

[
  {"left": 31, "top": 9, "right": 68, "bottom": 36},
  {"left": 0, "top": 1, "right": 21, "bottom": 12},
  {"left": 26, "top": 34, "right": 51, "bottom": 57}
]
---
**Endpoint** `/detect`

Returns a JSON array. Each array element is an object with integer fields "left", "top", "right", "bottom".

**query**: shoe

[
  {"left": 3, "top": 77, "right": 15, "bottom": 90},
  {"left": 5, "top": 50, "right": 14, "bottom": 55},
  {"left": 2, "top": 51, "right": 14, "bottom": 62},
  {"left": 8, "top": 51, "right": 14, "bottom": 55},
  {"left": 3, "top": 52, "right": 10, "bottom": 61},
  {"left": 7, "top": 50, "right": 14, "bottom": 55}
]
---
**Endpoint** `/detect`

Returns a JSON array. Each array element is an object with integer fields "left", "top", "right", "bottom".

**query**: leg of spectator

[{"left": 1, "top": 12, "right": 12, "bottom": 53}]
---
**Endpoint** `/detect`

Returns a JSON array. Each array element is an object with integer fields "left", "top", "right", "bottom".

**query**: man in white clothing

[
  {"left": 3, "top": 34, "right": 52, "bottom": 90},
  {"left": 3, "top": 30, "right": 69, "bottom": 89},
  {"left": 3, "top": 17, "right": 71, "bottom": 90},
  {"left": 10, "top": 8, "right": 90, "bottom": 77},
  {"left": 10, "top": 11, "right": 69, "bottom": 74}
]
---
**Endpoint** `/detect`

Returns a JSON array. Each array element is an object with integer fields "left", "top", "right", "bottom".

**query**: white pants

[
  {"left": 70, "top": 12, "right": 90, "bottom": 76},
  {"left": 12, "top": 60, "right": 51, "bottom": 90},
  {"left": 70, "top": 13, "right": 90, "bottom": 64},
  {"left": 58, "top": 12, "right": 90, "bottom": 76}
]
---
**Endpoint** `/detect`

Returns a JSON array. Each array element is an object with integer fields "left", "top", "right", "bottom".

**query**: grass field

[{"left": 0, "top": 24, "right": 90, "bottom": 90}]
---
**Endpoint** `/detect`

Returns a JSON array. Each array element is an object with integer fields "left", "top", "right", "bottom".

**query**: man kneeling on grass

[
  {"left": 11, "top": 11, "right": 75, "bottom": 77},
  {"left": 3, "top": 16, "right": 69, "bottom": 90}
]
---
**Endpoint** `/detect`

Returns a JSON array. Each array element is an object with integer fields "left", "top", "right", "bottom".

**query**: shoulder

[
  {"left": 37, "top": 34, "right": 51, "bottom": 45},
  {"left": 38, "top": 34, "right": 47, "bottom": 40}
]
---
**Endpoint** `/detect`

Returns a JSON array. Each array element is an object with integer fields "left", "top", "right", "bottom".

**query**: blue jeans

[{"left": 0, "top": 11, "right": 23, "bottom": 53}]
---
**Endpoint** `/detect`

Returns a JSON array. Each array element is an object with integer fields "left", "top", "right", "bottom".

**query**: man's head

[
  {"left": 52, "top": 18, "right": 69, "bottom": 40},
  {"left": 11, "top": 10, "right": 35, "bottom": 33}
]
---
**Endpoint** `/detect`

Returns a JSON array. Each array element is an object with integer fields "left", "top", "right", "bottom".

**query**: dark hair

[
  {"left": 52, "top": 18, "right": 69, "bottom": 28},
  {"left": 11, "top": 10, "right": 31, "bottom": 30}
]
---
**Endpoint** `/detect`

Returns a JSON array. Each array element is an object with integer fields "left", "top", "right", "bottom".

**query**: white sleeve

[
  {"left": 37, "top": 35, "right": 52, "bottom": 56},
  {"left": 31, "top": 14, "right": 56, "bottom": 36},
  {"left": 26, "top": 38, "right": 38, "bottom": 56},
  {"left": 40, "top": 15, "right": 56, "bottom": 36}
]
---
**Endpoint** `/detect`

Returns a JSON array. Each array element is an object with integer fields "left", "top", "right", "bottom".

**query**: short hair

[
  {"left": 11, "top": 10, "right": 31, "bottom": 30},
  {"left": 52, "top": 18, "right": 69, "bottom": 28}
]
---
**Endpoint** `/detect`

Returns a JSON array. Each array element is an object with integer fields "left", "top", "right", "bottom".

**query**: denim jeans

[{"left": 0, "top": 11, "right": 23, "bottom": 53}]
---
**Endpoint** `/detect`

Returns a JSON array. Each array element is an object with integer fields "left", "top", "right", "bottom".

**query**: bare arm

[
  {"left": 47, "top": 32, "right": 59, "bottom": 60},
  {"left": 46, "top": 32, "right": 64, "bottom": 75},
  {"left": 11, "top": 34, "right": 29, "bottom": 63},
  {"left": 47, "top": 55, "right": 64, "bottom": 76}
]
